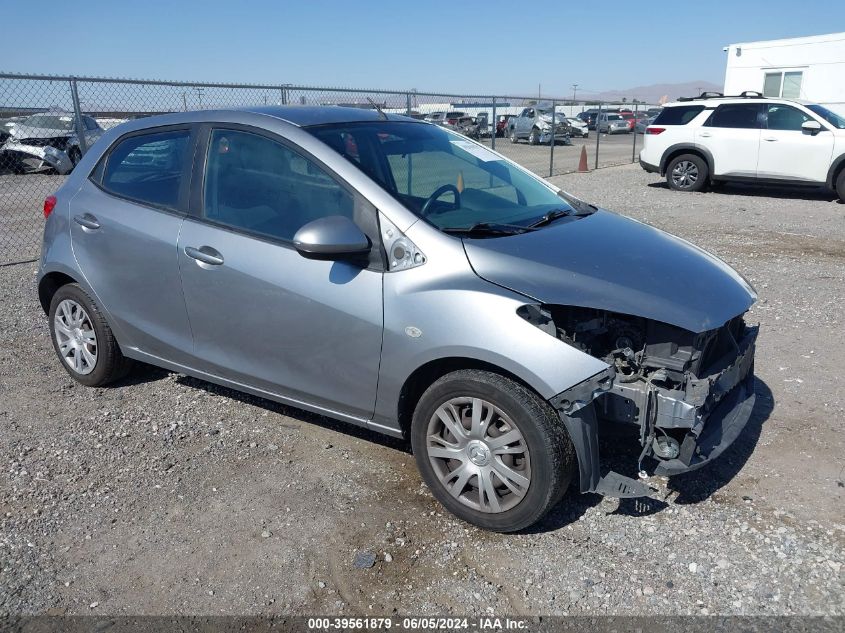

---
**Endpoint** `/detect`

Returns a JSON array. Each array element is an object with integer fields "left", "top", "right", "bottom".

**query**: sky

[{"left": 3, "top": 0, "right": 842, "bottom": 97}]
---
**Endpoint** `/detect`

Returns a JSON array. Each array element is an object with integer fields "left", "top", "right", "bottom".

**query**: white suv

[{"left": 638, "top": 92, "right": 845, "bottom": 201}]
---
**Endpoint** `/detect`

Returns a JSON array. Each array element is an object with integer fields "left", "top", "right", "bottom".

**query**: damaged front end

[
  {"left": 1, "top": 136, "right": 74, "bottom": 174},
  {"left": 519, "top": 304, "right": 758, "bottom": 498}
]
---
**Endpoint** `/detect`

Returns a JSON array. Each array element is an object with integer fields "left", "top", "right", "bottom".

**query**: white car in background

[
  {"left": 564, "top": 117, "right": 589, "bottom": 138},
  {"left": 639, "top": 92, "right": 845, "bottom": 200}
]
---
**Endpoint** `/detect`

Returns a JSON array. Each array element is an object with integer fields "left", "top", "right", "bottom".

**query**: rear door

[
  {"left": 177, "top": 125, "right": 384, "bottom": 419},
  {"left": 696, "top": 103, "right": 763, "bottom": 177},
  {"left": 757, "top": 103, "right": 834, "bottom": 183},
  {"left": 70, "top": 126, "right": 195, "bottom": 362}
]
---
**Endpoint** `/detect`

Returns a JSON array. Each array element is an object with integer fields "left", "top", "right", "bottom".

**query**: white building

[{"left": 723, "top": 32, "right": 845, "bottom": 115}]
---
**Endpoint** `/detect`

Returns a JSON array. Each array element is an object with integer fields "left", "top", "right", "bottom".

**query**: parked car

[
  {"left": 443, "top": 114, "right": 474, "bottom": 132},
  {"left": 646, "top": 107, "right": 663, "bottom": 118},
  {"left": 1, "top": 111, "right": 103, "bottom": 174},
  {"left": 597, "top": 112, "right": 630, "bottom": 134},
  {"left": 639, "top": 94, "right": 845, "bottom": 199},
  {"left": 564, "top": 117, "right": 589, "bottom": 137},
  {"left": 577, "top": 110, "right": 600, "bottom": 130},
  {"left": 620, "top": 111, "right": 636, "bottom": 131},
  {"left": 508, "top": 106, "right": 571, "bottom": 144},
  {"left": 424, "top": 111, "right": 445, "bottom": 124},
  {"left": 496, "top": 114, "right": 517, "bottom": 137},
  {"left": 635, "top": 116, "right": 655, "bottom": 134},
  {"left": 39, "top": 106, "right": 759, "bottom": 532},
  {"left": 456, "top": 115, "right": 483, "bottom": 139}
]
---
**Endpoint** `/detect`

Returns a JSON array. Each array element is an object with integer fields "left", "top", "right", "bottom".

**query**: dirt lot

[{"left": 1, "top": 164, "right": 843, "bottom": 616}]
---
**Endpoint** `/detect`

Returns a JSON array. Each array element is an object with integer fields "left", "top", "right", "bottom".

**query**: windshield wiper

[
  {"left": 527, "top": 209, "right": 572, "bottom": 228},
  {"left": 442, "top": 222, "right": 537, "bottom": 236}
]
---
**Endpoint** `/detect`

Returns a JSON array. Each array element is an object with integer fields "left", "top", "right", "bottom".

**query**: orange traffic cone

[{"left": 578, "top": 145, "right": 589, "bottom": 172}]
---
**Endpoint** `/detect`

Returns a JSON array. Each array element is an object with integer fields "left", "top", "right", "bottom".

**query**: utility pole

[
  {"left": 538, "top": 83, "right": 541, "bottom": 99},
  {"left": 572, "top": 84, "right": 578, "bottom": 103}
]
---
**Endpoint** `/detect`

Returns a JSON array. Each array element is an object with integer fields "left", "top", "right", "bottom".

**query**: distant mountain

[{"left": 579, "top": 81, "right": 722, "bottom": 105}]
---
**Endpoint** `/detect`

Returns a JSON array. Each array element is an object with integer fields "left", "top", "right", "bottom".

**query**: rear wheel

[
  {"left": 835, "top": 168, "right": 845, "bottom": 203},
  {"left": 666, "top": 153, "right": 708, "bottom": 192},
  {"left": 48, "top": 284, "right": 132, "bottom": 387},
  {"left": 411, "top": 370, "right": 574, "bottom": 532}
]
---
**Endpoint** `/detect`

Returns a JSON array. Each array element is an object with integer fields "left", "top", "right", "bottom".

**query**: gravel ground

[{"left": 1, "top": 164, "right": 843, "bottom": 616}]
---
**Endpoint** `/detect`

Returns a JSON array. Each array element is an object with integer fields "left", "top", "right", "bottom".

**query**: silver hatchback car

[{"left": 38, "top": 107, "right": 758, "bottom": 532}]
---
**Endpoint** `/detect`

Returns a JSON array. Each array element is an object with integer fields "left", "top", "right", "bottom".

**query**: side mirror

[
  {"left": 802, "top": 120, "right": 823, "bottom": 135},
  {"left": 293, "top": 215, "right": 371, "bottom": 262}
]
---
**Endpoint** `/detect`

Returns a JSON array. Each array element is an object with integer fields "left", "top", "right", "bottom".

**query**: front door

[
  {"left": 757, "top": 104, "right": 834, "bottom": 183},
  {"left": 177, "top": 127, "right": 384, "bottom": 419}
]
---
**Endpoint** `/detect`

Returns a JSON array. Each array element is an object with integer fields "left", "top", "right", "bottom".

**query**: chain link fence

[{"left": 0, "top": 73, "right": 657, "bottom": 265}]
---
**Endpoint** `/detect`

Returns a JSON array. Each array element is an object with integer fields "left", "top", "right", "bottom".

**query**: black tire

[
  {"left": 509, "top": 130, "right": 518, "bottom": 144},
  {"left": 48, "top": 283, "right": 132, "bottom": 387},
  {"left": 68, "top": 146, "right": 82, "bottom": 167},
  {"left": 411, "top": 370, "right": 575, "bottom": 532},
  {"left": 666, "top": 153, "right": 708, "bottom": 192},
  {"left": 835, "top": 168, "right": 845, "bottom": 203},
  {"left": 529, "top": 128, "right": 539, "bottom": 145}
]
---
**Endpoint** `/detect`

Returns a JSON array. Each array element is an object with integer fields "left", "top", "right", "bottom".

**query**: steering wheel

[{"left": 420, "top": 184, "right": 461, "bottom": 218}]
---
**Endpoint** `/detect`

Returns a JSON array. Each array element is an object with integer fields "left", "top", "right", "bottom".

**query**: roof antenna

[{"left": 367, "top": 97, "right": 389, "bottom": 121}]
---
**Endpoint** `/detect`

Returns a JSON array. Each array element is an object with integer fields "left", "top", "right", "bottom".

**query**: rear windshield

[
  {"left": 606, "top": 114, "right": 622, "bottom": 120},
  {"left": 652, "top": 105, "right": 706, "bottom": 125}
]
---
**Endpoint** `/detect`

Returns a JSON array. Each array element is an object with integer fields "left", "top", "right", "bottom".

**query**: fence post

[
  {"left": 406, "top": 92, "right": 411, "bottom": 116},
  {"left": 69, "top": 78, "right": 88, "bottom": 156},
  {"left": 594, "top": 102, "right": 602, "bottom": 170},
  {"left": 491, "top": 97, "right": 497, "bottom": 150},
  {"left": 631, "top": 101, "right": 639, "bottom": 163},
  {"left": 549, "top": 99, "right": 555, "bottom": 177}
]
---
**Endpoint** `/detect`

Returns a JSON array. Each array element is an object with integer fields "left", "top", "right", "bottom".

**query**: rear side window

[
  {"left": 704, "top": 104, "right": 762, "bottom": 129},
  {"left": 101, "top": 129, "right": 190, "bottom": 210},
  {"left": 652, "top": 105, "right": 705, "bottom": 125}
]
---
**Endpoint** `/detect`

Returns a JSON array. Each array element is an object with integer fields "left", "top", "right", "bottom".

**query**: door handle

[
  {"left": 184, "top": 245, "right": 224, "bottom": 266},
  {"left": 763, "top": 137, "right": 778, "bottom": 142},
  {"left": 73, "top": 213, "right": 100, "bottom": 230}
]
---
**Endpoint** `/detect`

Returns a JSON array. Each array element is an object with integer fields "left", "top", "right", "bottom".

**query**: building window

[{"left": 763, "top": 71, "right": 803, "bottom": 98}]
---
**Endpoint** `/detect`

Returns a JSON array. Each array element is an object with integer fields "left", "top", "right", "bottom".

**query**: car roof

[
  {"left": 662, "top": 96, "right": 809, "bottom": 108},
  {"left": 239, "top": 105, "right": 416, "bottom": 126}
]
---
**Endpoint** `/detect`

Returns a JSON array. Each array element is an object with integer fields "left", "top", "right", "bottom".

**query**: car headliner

[{"left": 238, "top": 105, "right": 418, "bottom": 127}]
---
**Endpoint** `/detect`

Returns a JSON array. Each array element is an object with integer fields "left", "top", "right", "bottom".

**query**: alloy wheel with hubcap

[
  {"left": 411, "top": 369, "right": 574, "bottom": 532},
  {"left": 426, "top": 396, "right": 531, "bottom": 513},
  {"left": 53, "top": 299, "right": 98, "bottom": 375},
  {"left": 671, "top": 160, "right": 698, "bottom": 189}
]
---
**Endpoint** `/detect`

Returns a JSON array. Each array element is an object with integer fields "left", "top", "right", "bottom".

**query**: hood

[
  {"left": 10, "top": 124, "right": 73, "bottom": 140},
  {"left": 462, "top": 210, "right": 756, "bottom": 333}
]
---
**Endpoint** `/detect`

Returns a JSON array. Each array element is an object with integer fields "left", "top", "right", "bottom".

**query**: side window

[
  {"left": 203, "top": 129, "right": 354, "bottom": 243},
  {"left": 766, "top": 104, "right": 811, "bottom": 131},
  {"left": 704, "top": 104, "right": 761, "bottom": 129},
  {"left": 101, "top": 129, "right": 190, "bottom": 210}
]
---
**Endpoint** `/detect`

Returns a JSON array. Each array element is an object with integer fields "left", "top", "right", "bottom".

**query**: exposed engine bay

[{"left": 519, "top": 304, "right": 758, "bottom": 494}]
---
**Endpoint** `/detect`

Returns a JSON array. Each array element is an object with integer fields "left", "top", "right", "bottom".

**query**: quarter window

[
  {"left": 704, "top": 104, "right": 761, "bottom": 129},
  {"left": 202, "top": 129, "right": 354, "bottom": 243},
  {"left": 765, "top": 104, "right": 811, "bottom": 131},
  {"left": 101, "top": 129, "right": 190, "bottom": 210},
  {"left": 652, "top": 105, "right": 705, "bottom": 125}
]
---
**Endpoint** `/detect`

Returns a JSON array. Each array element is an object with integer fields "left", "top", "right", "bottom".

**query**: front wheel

[
  {"left": 835, "top": 168, "right": 845, "bottom": 203},
  {"left": 411, "top": 370, "right": 575, "bottom": 532},
  {"left": 509, "top": 130, "right": 518, "bottom": 143},
  {"left": 666, "top": 153, "right": 708, "bottom": 192},
  {"left": 528, "top": 128, "right": 540, "bottom": 145}
]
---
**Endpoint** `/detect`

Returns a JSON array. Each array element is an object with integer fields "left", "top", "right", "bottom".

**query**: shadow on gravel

[
  {"left": 647, "top": 180, "right": 839, "bottom": 202},
  {"left": 668, "top": 377, "right": 774, "bottom": 504}
]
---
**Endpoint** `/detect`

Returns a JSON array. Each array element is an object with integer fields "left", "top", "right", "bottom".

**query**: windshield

[
  {"left": 806, "top": 104, "right": 845, "bottom": 129},
  {"left": 307, "top": 121, "right": 578, "bottom": 232},
  {"left": 21, "top": 114, "right": 74, "bottom": 130}
]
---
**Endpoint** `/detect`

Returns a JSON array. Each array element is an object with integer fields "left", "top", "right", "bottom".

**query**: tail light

[
  {"left": 43, "top": 195, "right": 57, "bottom": 218},
  {"left": 645, "top": 127, "right": 665, "bottom": 135},
  {"left": 447, "top": 118, "right": 458, "bottom": 125}
]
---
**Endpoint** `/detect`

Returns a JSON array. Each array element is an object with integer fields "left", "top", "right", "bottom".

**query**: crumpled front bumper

[
  {"left": 2, "top": 141, "right": 73, "bottom": 174},
  {"left": 550, "top": 325, "right": 759, "bottom": 498}
]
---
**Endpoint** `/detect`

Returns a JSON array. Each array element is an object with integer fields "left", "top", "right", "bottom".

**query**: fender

[{"left": 659, "top": 143, "right": 715, "bottom": 177}]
